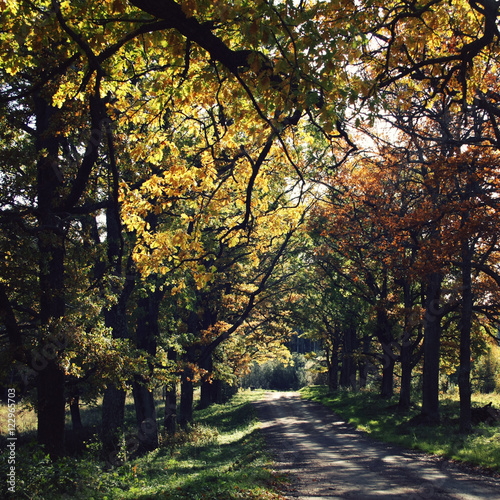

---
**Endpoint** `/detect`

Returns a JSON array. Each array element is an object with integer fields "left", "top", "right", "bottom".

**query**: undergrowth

[{"left": 0, "top": 390, "right": 285, "bottom": 499}]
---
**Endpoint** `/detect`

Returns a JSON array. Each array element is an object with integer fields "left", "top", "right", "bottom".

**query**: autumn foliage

[{"left": 1, "top": 0, "right": 500, "bottom": 460}]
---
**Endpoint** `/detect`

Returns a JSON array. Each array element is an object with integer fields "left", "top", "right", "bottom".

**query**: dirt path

[{"left": 253, "top": 392, "right": 500, "bottom": 500}]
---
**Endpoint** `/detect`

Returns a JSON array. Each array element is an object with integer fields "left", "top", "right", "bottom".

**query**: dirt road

[{"left": 253, "top": 392, "right": 500, "bottom": 499}]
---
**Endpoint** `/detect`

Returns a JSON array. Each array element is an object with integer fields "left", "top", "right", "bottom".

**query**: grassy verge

[
  {"left": 0, "top": 390, "right": 284, "bottom": 499},
  {"left": 300, "top": 386, "right": 500, "bottom": 473}
]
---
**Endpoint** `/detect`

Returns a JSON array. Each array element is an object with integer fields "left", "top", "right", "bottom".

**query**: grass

[
  {"left": 0, "top": 390, "right": 285, "bottom": 499},
  {"left": 300, "top": 385, "right": 500, "bottom": 473}
]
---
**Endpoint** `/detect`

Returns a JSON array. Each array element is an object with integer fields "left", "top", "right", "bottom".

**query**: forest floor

[{"left": 254, "top": 391, "right": 500, "bottom": 499}]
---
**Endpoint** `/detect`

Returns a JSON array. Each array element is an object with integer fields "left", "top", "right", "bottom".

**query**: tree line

[{"left": 1, "top": 0, "right": 500, "bottom": 459}]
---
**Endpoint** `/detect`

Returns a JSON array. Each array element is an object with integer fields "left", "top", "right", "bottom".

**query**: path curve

[{"left": 253, "top": 392, "right": 500, "bottom": 500}]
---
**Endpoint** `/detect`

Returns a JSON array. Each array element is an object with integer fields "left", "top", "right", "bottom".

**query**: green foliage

[
  {"left": 241, "top": 353, "right": 323, "bottom": 390},
  {"left": 472, "top": 344, "right": 500, "bottom": 394},
  {"left": 301, "top": 386, "right": 500, "bottom": 472},
  {"left": 0, "top": 391, "right": 284, "bottom": 499}
]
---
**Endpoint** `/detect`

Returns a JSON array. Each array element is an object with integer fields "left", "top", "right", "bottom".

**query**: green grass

[
  {"left": 300, "top": 386, "right": 500, "bottom": 472},
  {"left": 0, "top": 390, "right": 285, "bottom": 499}
]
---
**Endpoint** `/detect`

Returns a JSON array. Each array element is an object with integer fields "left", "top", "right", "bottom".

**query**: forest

[{"left": 1, "top": 0, "right": 500, "bottom": 495}]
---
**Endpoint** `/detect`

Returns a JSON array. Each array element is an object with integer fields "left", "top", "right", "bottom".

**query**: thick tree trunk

[
  {"left": 399, "top": 341, "right": 412, "bottom": 411},
  {"left": 102, "top": 384, "right": 127, "bottom": 455},
  {"left": 101, "top": 293, "right": 132, "bottom": 453},
  {"left": 376, "top": 308, "right": 396, "bottom": 399},
  {"left": 101, "top": 204, "right": 134, "bottom": 452},
  {"left": 358, "top": 336, "right": 371, "bottom": 389},
  {"left": 421, "top": 272, "right": 443, "bottom": 424},
  {"left": 327, "top": 351, "right": 339, "bottom": 392},
  {"left": 199, "top": 352, "right": 214, "bottom": 410},
  {"left": 458, "top": 240, "right": 473, "bottom": 434},
  {"left": 131, "top": 286, "right": 163, "bottom": 451},
  {"left": 398, "top": 280, "right": 414, "bottom": 411},
  {"left": 179, "top": 368, "right": 194, "bottom": 428},
  {"left": 164, "top": 384, "right": 177, "bottom": 435},
  {"left": 35, "top": 94, "right": 66, "bottom": 458},
  {"left": 37, "top": 361, "right": 66, "bottom": 457},
  {"left": 69, "top": 392, "right": 83, "bottom": 432},
  {"left": 380, "top": 349, "right": 395, "bottom": 398},
  {"left": 339, "top": 326, "right": 357, "bottom": 389},
  {"left": 213, "top": 379, "right": 224, "bottom": 403},
  {"left": 132, "top": 382, "right": 158, "bottom": 452},
  {"left": 164, "top": 349, "right": 177, "bottom": 434},
  {"left": 324, "top": 324, "right": 339, "bottom": 392}
]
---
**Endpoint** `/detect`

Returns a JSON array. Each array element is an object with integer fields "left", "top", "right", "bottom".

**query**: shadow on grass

[
  {"left": 300, "top": 385, "right": 500, "bottom": 472},
  {"left": 126, "top": 428, "right": 273, "bottom": 500}
]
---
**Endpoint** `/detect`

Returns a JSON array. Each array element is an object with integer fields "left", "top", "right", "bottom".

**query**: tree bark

[
  {"left": 132, "top": 382, "right": 158, "bottom": 452},
  {"left": 37, "top": 360, "right": 66, "bottom": 458},
  {"left": 399, "top": 341, "right": 412, "bottom": 411},
  {"left": 458, "top": 238, "right": 473, "bottom": 433},
  {"left": 376, "top": 309, "right": 395, "bottom": 398},
  {"left": 199, "top": 352, "right": 214, "bottom": 410},
  {"left": 398, "top": 279, "right": 414, "bottom": 411},
  {"left": 324, "top": 321, "right": 339, "bottom": 392},
  {"left": 326, "top": 343, "right": 339, "bottom": 392},
  {"left": 164, "top": 349, "right": 177, "bottom": 434},
  {"left": 421, "top": 272, "right": 443, "bottom": 423},
  {"left": 131, "top": 286, "right": 163, "bottom": 451},
  {"left": 380, "top": 349, "right": 395, "bottom": 399},
  {"left": 164, "top": 384, "right": 177, "bottom": 435},
  {"left": 102, "top": 384, "right": 127, "bottom": 453},
  {"left": 35, "top": 93, "right": 66, "bottom": 458},
  {"left": 69, "top": 392, "right": 83, "bottom": 432},
  {"left": 339, "top": 325, "right": 357, "bottom": 389},
  {"left": 101, "top": 205, "right": 135, "bottom": 451},
  {"left": 179, "top": 368, "right": 194, "bottom": 428},
  {"left": 101, "top": 288, "right": 132, "bottom": 452}
]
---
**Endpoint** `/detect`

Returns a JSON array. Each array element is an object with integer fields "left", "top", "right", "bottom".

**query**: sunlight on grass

[
  {"left": 0, "top": 403, "right": 37, "bottom": 437},
  {"left": 0, "top": 389, "right": 284, "bottom": 499}
]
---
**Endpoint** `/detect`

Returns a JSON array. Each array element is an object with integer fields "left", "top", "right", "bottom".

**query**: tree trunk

[
  {"left": 35, "top": 93, "right": 66, "bottom": 458},
  {"left": 458, "top": 239, "right": 473, "bottom": 433},
  {"left": 358, "top": 336, "right": 371, "bottom": 389},
  {"left": 37, "top": 361, "right": 66, "bottom": 458},
  {"left": 69, "top": 392, "right": 83, "bottom": 432},
  {"left": 132, "top": 382, "right": 158, "bottom": 452},
  {"left": 380, "top": 349, "right": 395, "bottom": 398},
  {"left": 421, "top": 272, "right": 443, "bottom": 423},
  {"left": 213, "top": 379, "right": 225, "bottom": 404},
  {"left": 339, "top": 325, "right": 357, "bottom": 389},
  {"left": 179, "top": 368, "right": 194, "bottom": 428},
  {"left": 131, "top": 286, "right": 163, "bottom": 451},
  {"left": 101, "top": 278, "right": 132, "bottom": 454},
  {"left": 327, "top": 349, "right": 339, "bottom": 392},
  {"left": 376, "top": 308, "right": 395, "bottom": 399},
  {"left": 398, "top": 279, "right": 414, "bottom": 411},
  {"left": 324, "top": 323, "right": 339, "bottom": 392},
  {"left": 399, "top": 341, "right": 412, "bottom": 411},
  {"left": 101, "top": 384, "right": 127, "bottom": 459},
  {"left": 101, "top": 203, "right": 135, "bottom": 451},
  {"left": 164, "top": 383, "right": 177, "bottom": 435},
  {"left": 164, "top": 349, "right": 177, "bottom": 435},
  {"left": 199, "top": 352, "right": 214, "bottom": 409}
]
